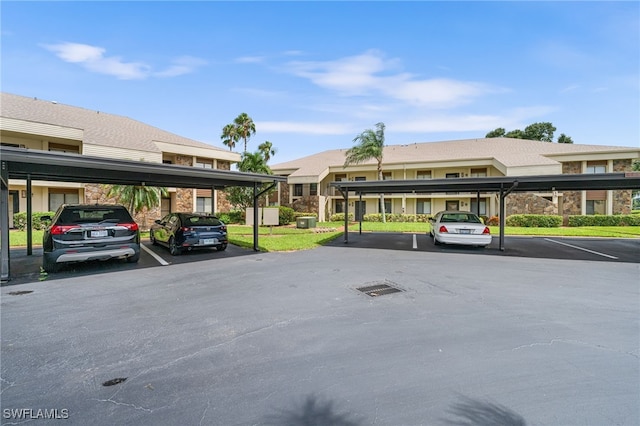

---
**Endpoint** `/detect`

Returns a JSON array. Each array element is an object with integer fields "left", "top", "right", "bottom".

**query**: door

[
  {"left": 8, "top": 191, "right": 19, "bottom": 228},
  {"left": 355, "top": 201, "right": 366, "bottom": 221}
]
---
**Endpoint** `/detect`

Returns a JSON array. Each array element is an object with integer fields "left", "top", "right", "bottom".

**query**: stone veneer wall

[
  {"left": 83, "top": 183, "right": 161, "bottom": 230},
  {"left": 292, "top": 195, "right": 319, "bottom": 213},
  {"left": 278, "top": 182, "right": 291, "bottom": 208},
  {"left": 215, "top": 160, "right": 233, "bottom": 213},
  {"left": 506, "top": 193, "right": 556, "bottom": 215},
  {"left": 613, "top": 159, "right": 632, "bottom": 214},
  {"left": 561, "top": 161, "right": 582, "bottom": 221}
]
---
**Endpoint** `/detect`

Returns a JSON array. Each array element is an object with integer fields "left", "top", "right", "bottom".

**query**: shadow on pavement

[
  {"left": 442, "top": 395, "right": 526, "bottom": 426},
  {"left": 264, "top": 395, "right": 363, "bottom": 426}
]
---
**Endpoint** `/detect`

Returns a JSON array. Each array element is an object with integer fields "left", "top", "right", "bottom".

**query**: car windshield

[
  {"left": 184, "top": 216, "right": 222, "bottom": 226},
  {"left": 57, "top": 208, "right": 130, "bottom": 225},
  {"left": 440, "top": 213, "right": 482, "bottom": 223}
]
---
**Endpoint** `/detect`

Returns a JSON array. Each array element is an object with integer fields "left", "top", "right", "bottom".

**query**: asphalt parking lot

[{"left": 1, "top": 234, "right": 639, "bottom": 425}]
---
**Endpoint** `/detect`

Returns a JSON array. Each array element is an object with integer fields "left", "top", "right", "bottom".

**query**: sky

[{"left": 1, "top": 1, "right": 639, "bottom": 165}]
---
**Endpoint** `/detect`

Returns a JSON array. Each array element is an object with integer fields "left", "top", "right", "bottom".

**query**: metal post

[
  {"left": 253, "top": 182, "right": 259, "bottom": 251},
  {"left": 27, "top": 175, "right": 33, "bottom": 255},
  {"left": 1, "top": 161, "right": 10, "bottom": 282},
  {"left": 499, "top": 185, "right": 505, "bottom": 251},
  {"left": 344, "top": 189, "right": 349, "bottom": 244},
  {"left": 359, "top": 192, "right": 362, "bottom": 235},
  {"left": 476, "top": 190, "right": 481, "bottom": 216}
]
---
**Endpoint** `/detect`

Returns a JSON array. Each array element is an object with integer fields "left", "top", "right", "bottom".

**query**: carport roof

[
  {"left": 1, "top": 146, "right": 286, "bottom": 188},
  {"left": 331, "top": 173, "right": 640, "bottom": 194}
]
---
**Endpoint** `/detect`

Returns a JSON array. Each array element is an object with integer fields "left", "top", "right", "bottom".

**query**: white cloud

[
  {"left": 283, "top": 49, "right": 499, "bottom": 107},
  {"left": 43, "top": 42, "right": 204, "bottom": 80},
  {"left": 235, "top": 56, "right": 265, "bottom": 64}
]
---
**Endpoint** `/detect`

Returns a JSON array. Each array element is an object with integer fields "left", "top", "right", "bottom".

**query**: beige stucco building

[
  {"left": 271, "top": 138, "right": 639, "bottom": 222},
  {"left": 0, "top": 93, "right": 240, "bottom": 229}
]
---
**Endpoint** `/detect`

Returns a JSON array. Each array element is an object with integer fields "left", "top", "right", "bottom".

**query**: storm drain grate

[
  {"left": 356, "top": 281, "right": 404, "bottom": 297},
  {"left": 7, "top": 291, "right": 33, "bottom": 296}
]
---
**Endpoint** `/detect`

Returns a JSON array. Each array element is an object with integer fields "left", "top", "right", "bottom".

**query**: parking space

[
  {"left": 327, "top": 232, "right": 640, "bottom": 263},
  {"left": 4, "top": 233, "right": 638, "bottom": 286},
  {"left": 2, "top": 242, "right": 257, "bottom": 286}
]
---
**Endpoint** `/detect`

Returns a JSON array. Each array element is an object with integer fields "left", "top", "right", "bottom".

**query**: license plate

[
  {"left": 459, "top": 229, "right": 471, "bottom": 234},
  {"left": 90, "top": 230, "right": 108, "bottom": 238},
  {"left": 201, "top": 238, "right": 217, "bottom": 245}
]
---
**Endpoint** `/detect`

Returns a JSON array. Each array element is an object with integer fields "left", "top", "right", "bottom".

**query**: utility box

[{"left": 296, "top": 216, "right": 317, "bottom": 229}]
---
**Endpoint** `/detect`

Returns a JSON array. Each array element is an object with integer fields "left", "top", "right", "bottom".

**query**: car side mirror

[{"left": 41, "top": 215, "right": 52, "bottom": 221}]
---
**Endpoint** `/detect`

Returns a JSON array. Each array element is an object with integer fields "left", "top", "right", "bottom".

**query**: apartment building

[
  {"left": 0, "top": 93, "right": 240, "bottom": 228},
  {"left": 271, "top": 138, "right": 639, "bottom": 221}
]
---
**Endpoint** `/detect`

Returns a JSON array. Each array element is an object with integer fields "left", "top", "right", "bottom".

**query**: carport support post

[
  {"left": 359, "top": 192, "right": 362, "bottom": 235},
  {"left": 26, "top": 175, "right": 32, "bottom": 255},
  {"left": 253, "top": 182, "right": 259, "bottom": 251},
  {"left": 1, "top": 161, "right": 10, "bottom": 282},
  {"left": 499, "top": 185, "right": 505, "bottom": 251}
]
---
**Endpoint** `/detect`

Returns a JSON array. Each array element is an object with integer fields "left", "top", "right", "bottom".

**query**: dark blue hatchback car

[{"left": 150, "top": 213, "right": 228, "bottom": 255}]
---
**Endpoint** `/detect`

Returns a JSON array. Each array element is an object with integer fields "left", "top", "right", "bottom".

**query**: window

[
  {"left": 470, "top": 168, "right": 487, "bottom": 178},
  {"left": 48, "top": 143, "right": 79, "bottom": 154},
  {"left": 294, "top": 184, "right": 303, "bottom": 197},
  {"left": 335, "top": 200, "right": 344, "bottom": 214},
  {"left": 470, "top": 199, "right": 487, "bottom": 215},
  {"left": 195, "top": 158, "right": 213, "bottom": 169},
  {"left": 416, "top": 199, "right": 431, "bottom": 214},
  {"left": 354, "top": 176, "right": 366, "bottom": 181},
  {"left": 586, "top": 200, "right": 605, "bottom": 215},
  {"left": 416, "top": 170, "right": 432, "bottom": 179},
  {"left": 310, "top": 183, "right": 318, "bottom": 196},
  {"left": 586, "top": 162, "right": 606, "bottom": 174},
  {"left": 49, "top": 191, "right": 79, "bottom": 212},
  {"left": 196, "top": 197, "right": 212, "bottom": 213},
  {"left": 382, "top": 200, "right": 392, "bottom": 214},
  {"left": 382, "top": 172, "right": 392, "bottom": 180},
  {"left": 446, "top": 173, "right": 460, "bottom": 179},
  {"left": 334, "top": 174, "right": 347, "bottom": 182}
]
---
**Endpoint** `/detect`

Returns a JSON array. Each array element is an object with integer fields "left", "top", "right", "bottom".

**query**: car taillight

[
  {"left": 50, "top": 225, "right": 79, "bottom": 235},
  {"left": 181, "top": 226, "right": 192, "bottom": 232},
  {"left": 482, "top": 226, "right": 491, "bottom": 234},
  {"left": 120, "top": 223, "right": 139, "bottom": 231},
  {"left": 439, "top": 225, "right": 448, "bottom": 233},
  {"left": 220, "top": 225, "right": 227, "bottom": 232}
]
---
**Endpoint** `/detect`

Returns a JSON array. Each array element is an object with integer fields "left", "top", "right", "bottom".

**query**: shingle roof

[
  {"left": 0, "top": 92, "right": 230, "bottom": 155},
  {"left": 272, "top": 137, "right": 639, "bottom": 177}
]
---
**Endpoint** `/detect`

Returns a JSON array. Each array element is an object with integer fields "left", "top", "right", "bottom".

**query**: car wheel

[
  {"left": 433, "top": 234, "right": 441, "bottom": 245},
  {"left": 150, "top": 231, "right": 157, "bottom": 245},
  {"left": 169, "top": 237, "right": 181, "bottom": 256},
  {"left": 42, "top": 255, "right": 59, "bottom": 273},
  {"left": 126, "top": 252, "right": 140, "bottom": 263},
  {"left": 217, "top": 243, "right": 227, "bottom": 251}
]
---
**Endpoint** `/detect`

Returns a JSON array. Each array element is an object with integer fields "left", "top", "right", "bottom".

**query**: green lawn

[{"left": 8, "top": 223, "right": 640, "bottom": 252}]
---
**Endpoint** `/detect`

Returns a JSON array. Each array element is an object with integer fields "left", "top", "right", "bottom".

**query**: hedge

[
  {"left": 13, "top": 211, "right": 55, "bottom": 231},
  {"left": 567, "top": 214, "right": 640, "bottom": 226},
  {"left": 278, "top": 206, "right": 296, "bottom": 225},
  {"left": 329, "top": 212, "right": 355, "bottom": 222},
  {"left": 362, "top": 213, "right": 432, "bottom": 223},
  {"left": 505, "top": 214, "right": 562, "bottom": 227}
]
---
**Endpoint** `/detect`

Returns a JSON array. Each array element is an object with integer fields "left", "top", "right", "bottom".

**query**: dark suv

[{"left": 42, "top": 204, "right": 140, "bottom": 272}]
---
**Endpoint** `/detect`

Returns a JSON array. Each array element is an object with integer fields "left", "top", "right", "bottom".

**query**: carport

[
  {"left": 0, "top": 146, "right": 286, "bottom": 282},
  {"left": 331, "top": 172, "right": 640, "bottom": 249}
]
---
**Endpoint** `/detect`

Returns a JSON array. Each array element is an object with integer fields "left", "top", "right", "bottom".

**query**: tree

[
  {"left": 220, "top": 123, "right": 239, "bottom": 151},
  {"left": 233, "top": 113, "right": 256, "bottom": 153},
  {"left": 258, "top": 141, "right": 277, "bottom": 163},
  {"left": 486, "top": 122, "right": 570, "bottom": 143},
  {"left": 224, "top": 151, "right": 273, "bottom": 210},
  {"left": 106, "top": 185, "right": 168, "bottom": 215},
  {"left": 557, "top": 133, "right": 574, "bottom": 144},
  {"left": 344, "top": 122, "right": 387, "bottom": 222}
]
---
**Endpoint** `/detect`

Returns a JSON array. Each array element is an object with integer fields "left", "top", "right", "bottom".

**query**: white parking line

[
  {"left": 412, "top": 234, "right": 418, "bottom": 249},
  {"left": 543, "top": 238, "right": 618, "bottom": 259},
  {"left": 141, "top": 244, "right": 170, "bottom": 265}
]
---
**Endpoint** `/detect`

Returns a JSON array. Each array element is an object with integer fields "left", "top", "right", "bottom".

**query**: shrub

[
  {"left": 13, "top": 211, "right": 55, "bottom": 231},
  {"left": 506, "top": 214, "right": 562, "bottom": 227},
  {"left": 567, "top": 214, "right": 640, "bottom": 226},
  {"left": 278, "top": 206, "right": 296, "bottom": 225},
  {"left": 362, "top": 213, "right": 432, "bottom": 223},
  {"left": 293, "top": 212, "right": 318, "bottom": 219},
  {"left": 330, "top": 212, "right": 354, "bottom": 222},
  {"left": 215, "top": 210, "right": 244, "bottom": 224},
  {"left": 486, "top": 216, "right": 500, "bottom": 226}
]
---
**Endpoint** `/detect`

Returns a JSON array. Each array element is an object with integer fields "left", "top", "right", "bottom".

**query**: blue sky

[{"left": 2, "top": 1, "right": 638, "bottom": 164}]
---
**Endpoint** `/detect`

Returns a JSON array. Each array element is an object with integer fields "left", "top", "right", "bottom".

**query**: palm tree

[
  {"left": 344, "top": 122, "right": 387, "bottom": 222},
  {"left": 258, "top": 141, "right": 277, "bottom": 163},
  {"left": 106, "top": 185, "right": 168, "bottom": 215},
  {"left": 220, "top": 123, "right": 239, "bottom": 151},
  {"left": 238, "top": 151, "right": 271, "bottom": 174},
  {"left": 233, "top": 113, "right": 256, "bottom": 152}
]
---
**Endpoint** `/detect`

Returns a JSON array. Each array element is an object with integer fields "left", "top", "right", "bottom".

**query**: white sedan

[{"left": 429, "top": 210, "right": 492, "bottom": 247}]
